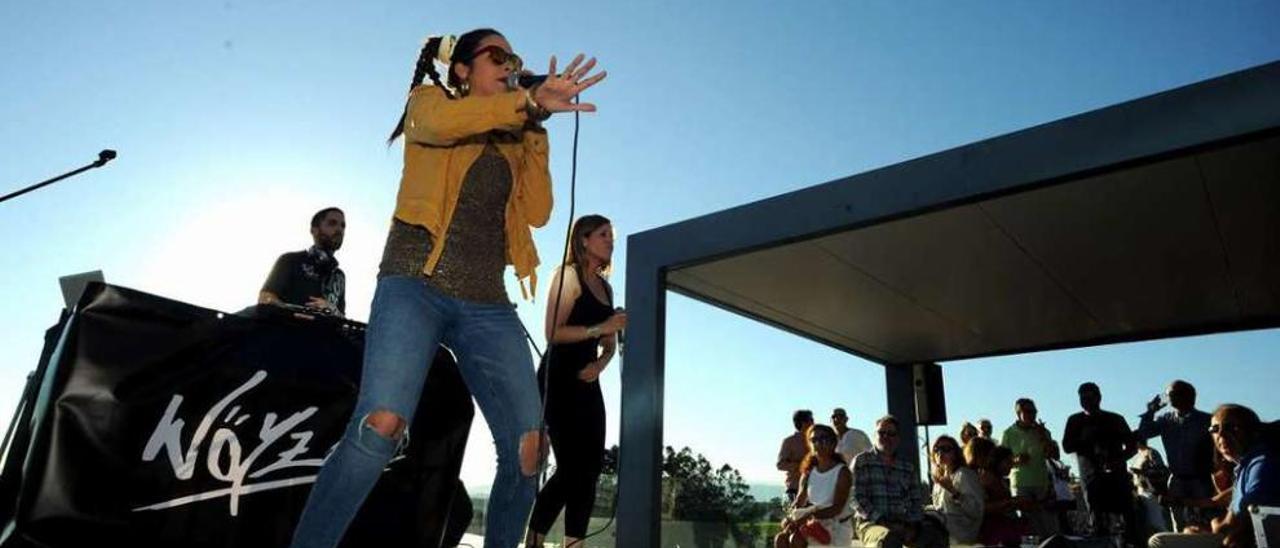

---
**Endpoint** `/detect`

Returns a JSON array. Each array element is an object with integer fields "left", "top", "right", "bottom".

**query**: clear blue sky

[{"left": 3, "top": 1, "right": 1279, "bottom": 492}]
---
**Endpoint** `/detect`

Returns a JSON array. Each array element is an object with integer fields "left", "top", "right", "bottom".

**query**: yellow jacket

[{"left": 396, "top": 84, "right": 552, "bottom": 298}]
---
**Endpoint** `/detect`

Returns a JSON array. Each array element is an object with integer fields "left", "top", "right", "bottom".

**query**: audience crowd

[{"left": 774, "top": 380, "right": 1279, "bottom": 548}]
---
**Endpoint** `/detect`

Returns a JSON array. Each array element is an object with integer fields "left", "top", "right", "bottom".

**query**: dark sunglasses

[
  {"left": 933, "top": 445, "right": 957, "bottom": 454},
  {"left": 877, "top": 430, "right": 899, "bottom": 438},
  {"left": 1209, "top": 423, "right": 1244, "bottom": 436},
  {"left": 472, "top": 45, "right": 523, "bottom": 72},
  {"left": 812, "top": 435, "right": 837, "bottom": 444}
]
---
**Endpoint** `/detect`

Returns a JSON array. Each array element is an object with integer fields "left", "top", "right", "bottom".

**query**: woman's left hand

[
  {"left": 532, "top": 54, "right": 607, "bottom": 113},
  {"left": 578, "top": 361, "right": 604, "bottom": 382}
]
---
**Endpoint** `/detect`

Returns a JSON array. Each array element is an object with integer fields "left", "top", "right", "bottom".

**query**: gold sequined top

[
  {"left": 379, "top": 143, "right": 511, "bottom": 304},
  {"left": 395, "top": 85, "right": 552, "bottom": 299}
]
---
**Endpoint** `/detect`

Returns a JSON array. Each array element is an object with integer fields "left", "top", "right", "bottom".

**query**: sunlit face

[
  {"left": 311, "top": 211, "right": 345, "bottom": 252},
  {"left": 831, "top": 411, "right": 848, "bottom": 429},
  {"left": 933, "top": 439, "right": 960, "bottom": 467},
  {"left": 1211, "top": 409, "right": 1253, "bottom": 463},
  {"left": 454, "top": 35, "right": 516, "bottom": 97},
  {"left": 810, "top": 429, "right": 838, "bottom": 456},
  {"left": 582, "top": 223, "right": 614, "bottom": 264},
  {"left": 876, "top": 422, "right": 900, "bottom": 454}
]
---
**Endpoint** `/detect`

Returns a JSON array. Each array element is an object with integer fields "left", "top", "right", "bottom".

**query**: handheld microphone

[
  {"left": 614, "top": 307, "right": 625, "bottom": 346},
  {"left": 509, "top": 73, "right": 548, "bottom": 90},
  {"left": 94, "top": 149, "right": 117, "bottom": 167}
]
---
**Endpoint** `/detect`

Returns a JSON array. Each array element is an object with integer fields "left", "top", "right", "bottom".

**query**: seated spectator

[
  {"left": 929, "top": 435, "right": 984, "bottom": 545},
  {"left": 1176, "top": 452, "right": 1234, "bottom": 534},
  {"left": 776, "top": 424, "right": 854, "bottom": 548},
  {"left": 967, "top": 437, "right": 1030, "bottom": 546},
  {"left": 852, "top": 415, "right": 948, "bottom": 548},
  {"left": 1149, "top": 404, "right": 1279, "bottom": 548}
]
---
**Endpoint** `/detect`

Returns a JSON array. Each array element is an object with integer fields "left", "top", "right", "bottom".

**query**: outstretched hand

[{"left": 533, "top": 54, "right": 607, "bottom": 113}]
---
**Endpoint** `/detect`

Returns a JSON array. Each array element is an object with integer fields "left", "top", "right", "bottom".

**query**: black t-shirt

[
  {"left": 261, "top": 248, "right": 346, "bottom": 314},
  {"left": 1063, "top": 409, "right": 1133, "bottom": 480}
]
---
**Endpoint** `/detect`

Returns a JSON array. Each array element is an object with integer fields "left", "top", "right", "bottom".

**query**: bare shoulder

[{"left": 548, "top": 265, "right": 583, "bottom": 299}]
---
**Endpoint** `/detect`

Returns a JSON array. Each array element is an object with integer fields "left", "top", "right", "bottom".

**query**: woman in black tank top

[{"left": 527, "top": 215, "right": 626, "bottom": 547}]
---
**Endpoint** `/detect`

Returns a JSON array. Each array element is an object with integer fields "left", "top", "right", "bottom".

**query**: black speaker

[{"left": 912, "top": 363, "right": 947, "bottom": 426}]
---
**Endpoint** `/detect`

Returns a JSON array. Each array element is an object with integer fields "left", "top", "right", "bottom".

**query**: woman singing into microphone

[
  {"left": 526, "top": 215, "right": 626, "bottom": 548},
  {"left": 289, "top": 28, "right": 605, "bottom": 548}
]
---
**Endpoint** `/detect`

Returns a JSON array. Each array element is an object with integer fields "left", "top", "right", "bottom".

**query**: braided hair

[{"left": 387, "top": 29, "right": 503, "bottom": 144}]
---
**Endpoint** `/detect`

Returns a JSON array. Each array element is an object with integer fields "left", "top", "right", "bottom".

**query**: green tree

[
  {"left": 593, "top": 445, "right": 767, "bottom": 546},
  {"left": 660, "top": 446, "right": 766, "bottom": 546}
]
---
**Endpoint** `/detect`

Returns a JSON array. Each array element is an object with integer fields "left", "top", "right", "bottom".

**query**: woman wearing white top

[
  {"left": 775, "top": 424, "right": 854, "bottom": 548},
  {"left": 930, "top": 435, "right": 984, "bottom": 545}
]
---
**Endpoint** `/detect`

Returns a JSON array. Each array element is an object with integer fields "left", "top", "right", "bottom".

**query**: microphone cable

[
  {"left": 514, "top": 92, "right": 580, "bottom": 544},
  {"left": 536, "top": 93, "right": 579, "bottom": 479}
]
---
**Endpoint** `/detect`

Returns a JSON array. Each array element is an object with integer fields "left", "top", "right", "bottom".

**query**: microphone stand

[{"left": 1, "top": 150, "right": 117, "bottom": 205}]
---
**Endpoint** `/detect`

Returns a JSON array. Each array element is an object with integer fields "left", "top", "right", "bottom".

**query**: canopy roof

[{"left": 642, "top": 61, "right": 1280, "bottom": 365}]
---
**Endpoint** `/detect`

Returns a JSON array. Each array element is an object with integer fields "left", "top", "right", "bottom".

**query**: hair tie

[{"left": 433, "top": 34, "right": 458, "bottom": 65}]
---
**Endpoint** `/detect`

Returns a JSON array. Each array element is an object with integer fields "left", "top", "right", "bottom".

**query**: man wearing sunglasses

[
  {"left": 1149, "top": 404, "right": 1279, "bottom": 548},
  {"left": 832, "top": 408, "right": 873, "bottom": 464},
  {"left": 1002, "top": 398, "right": 1060, "bottom": 538},
  {"left": 850, "top": 415, "right": 947, "bottom": 548}
]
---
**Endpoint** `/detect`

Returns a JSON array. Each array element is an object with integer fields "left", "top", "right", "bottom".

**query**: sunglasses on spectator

[
  {"left": 473, "top": 45, "right": 523, "bottom": 72},
  {"left": 933, "top": 445, "right": 957, "bottom": 454},
  {"left": 1209, "top": 423, "right": 1244, "bottom": 435},
  {"left": 877, "top": 430, "right": 899, "bottom": 437}
]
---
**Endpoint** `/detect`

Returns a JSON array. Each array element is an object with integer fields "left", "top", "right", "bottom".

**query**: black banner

[{"left": 0, "top": 283, "right": 473, "bottom": 548}]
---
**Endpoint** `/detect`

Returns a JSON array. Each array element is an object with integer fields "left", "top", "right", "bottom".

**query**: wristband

[{"left": 524, "top": 88, "right": 551, "bottom": 121}]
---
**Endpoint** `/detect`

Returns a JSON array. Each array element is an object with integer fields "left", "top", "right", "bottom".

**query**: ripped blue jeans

[{"left": 289, "top": 275, "right": 541, "bottom": 548}]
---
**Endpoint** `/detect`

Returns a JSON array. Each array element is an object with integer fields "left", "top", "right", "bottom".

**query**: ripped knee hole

[
  {"left": 519, "top": 430, "right": 543, "bottom": 477},
  {"left": 363, "top": 410, "right": 407, "bottom": 440}
]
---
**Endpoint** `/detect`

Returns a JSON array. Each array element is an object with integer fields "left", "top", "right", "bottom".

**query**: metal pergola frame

[{"left": 617, "top": 60, "right": 1280, "bottom": 547}]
